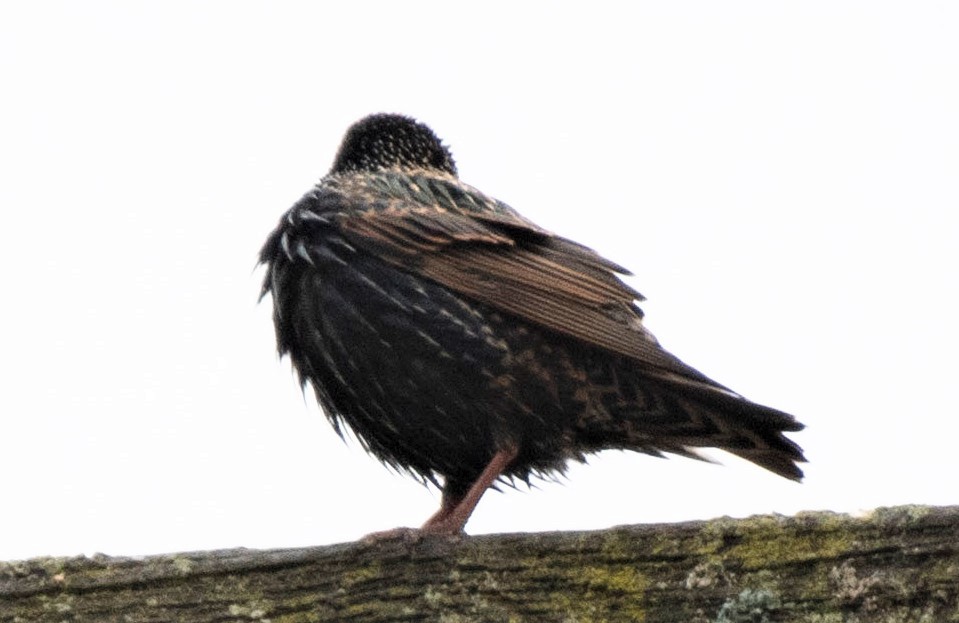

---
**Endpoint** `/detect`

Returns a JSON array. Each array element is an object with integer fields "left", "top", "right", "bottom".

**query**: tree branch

[{"left": 2, "top": 505, "right": 957, "bottom": 622}]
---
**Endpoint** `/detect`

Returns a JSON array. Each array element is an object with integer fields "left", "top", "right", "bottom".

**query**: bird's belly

[{"left": 285, "top": 253, "right": 583, "bottom": 482}]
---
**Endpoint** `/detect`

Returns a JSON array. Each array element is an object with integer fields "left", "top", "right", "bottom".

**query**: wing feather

[{"left": 337, "top": 206, "right": 718, "bottom": 383}]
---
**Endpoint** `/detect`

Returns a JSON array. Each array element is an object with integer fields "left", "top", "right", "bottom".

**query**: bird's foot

[{"left": 360, "top": 526, "right": 464, "bottom": 545}]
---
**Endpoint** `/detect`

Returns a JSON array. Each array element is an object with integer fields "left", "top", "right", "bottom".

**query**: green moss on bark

[{"left": 2, "top": 506, "right": 958, "bottom": 622}]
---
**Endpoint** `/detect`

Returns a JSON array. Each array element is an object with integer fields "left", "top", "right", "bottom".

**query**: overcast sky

[{"left": 2, "top": 2, "right": 957, "bottom": 562}]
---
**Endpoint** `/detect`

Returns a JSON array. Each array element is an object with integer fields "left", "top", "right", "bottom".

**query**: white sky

[{"left": 2, "top": 2, "right": 957, "bottom": 562}]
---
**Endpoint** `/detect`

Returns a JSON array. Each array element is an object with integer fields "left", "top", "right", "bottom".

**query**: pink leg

[
  {"left": 419, "top": 489, "right": 462, "bottom": 529},
  {"left": 420, "top": 445, "right": 519, "bottom": 535},
  {"left": 361, "top": 445, "right": 519, "bottom": 543}
]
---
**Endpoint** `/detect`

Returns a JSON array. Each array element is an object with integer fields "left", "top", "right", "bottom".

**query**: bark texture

[{"left": 2, "top": 505, "right": 958, "bottom": 622}]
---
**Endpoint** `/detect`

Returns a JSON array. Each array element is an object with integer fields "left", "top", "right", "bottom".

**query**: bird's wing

[{"left": 336, "top": 204, "right": 721, "bottom": 386}]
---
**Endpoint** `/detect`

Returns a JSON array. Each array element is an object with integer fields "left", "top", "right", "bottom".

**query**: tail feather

[
  {"left": 626, "top": 377, "right": 807, "bottom": 481},
  {"left": 676, "top": 390, "right": 806, "bottom": 480},
  {"left": 728, "top": 447, "right": 805, "bottom": 481}
]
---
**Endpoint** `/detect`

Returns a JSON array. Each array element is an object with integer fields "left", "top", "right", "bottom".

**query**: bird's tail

[
  {"left": 668, "top": 379, "right": 806, "bottom": 481},
  {"left": 585, "top": 372, "right": 806, "bottom": 481}
]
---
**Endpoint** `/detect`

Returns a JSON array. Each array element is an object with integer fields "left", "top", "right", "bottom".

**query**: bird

[{"left": 259, "top": 113, "right": 805, "bottom": 537}]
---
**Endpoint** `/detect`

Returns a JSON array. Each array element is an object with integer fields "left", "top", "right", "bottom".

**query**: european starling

[{"left": 259, "top": 113, "right": 805, "bottom": 535}]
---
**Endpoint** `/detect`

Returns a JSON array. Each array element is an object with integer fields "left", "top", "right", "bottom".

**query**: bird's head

[{"left": 330, "top": 113, "right": 457, "bottom": 176}]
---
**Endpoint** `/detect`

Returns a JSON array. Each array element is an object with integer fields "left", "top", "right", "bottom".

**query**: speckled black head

[{"left": 330, "top": 114, "right": 458, "bottom": 176}]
